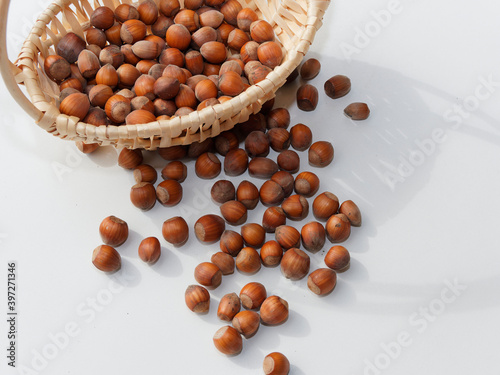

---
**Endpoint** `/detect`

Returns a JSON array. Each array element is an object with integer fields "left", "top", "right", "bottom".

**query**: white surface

[{"left": 1, "top": 0, "right": 500, "bottom": 374}]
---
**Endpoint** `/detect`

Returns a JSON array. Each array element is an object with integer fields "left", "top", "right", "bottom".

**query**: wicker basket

[{"left": 0, "top": 0, "right": 330, "bottom": 150}]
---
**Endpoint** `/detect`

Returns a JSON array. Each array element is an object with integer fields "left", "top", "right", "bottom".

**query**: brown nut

[
  {"left": 89, "top": 85, "right": 113, "bottom": 108},
  {"left": 294, "top": 171, "right": 320, "bottom": 197},
  {"left": 76, "top": 141, "right": 100, "bottom": 154},
  {"left": 156, "top": 179, "right": 183, "bottom": 206},
  {"left": 271, "top": 171, "right": 295, "bottom": 197},
  {"left": 174, "top": 9, "right": 200, "bottom": 32},
  {"left": 260, "top": 296, "right": 288, "bottom": 326},
  {"left": 215, "top": 131, "right": 239, "bottom": 156},
  {"left": 137, "top": 0, "right": 159, "bottom": 25},
  {"left": 250, "top": 20, "right": 274, "bottom": 43},
  {"left": 162, "top": 216, "right": 189, "bottom": 247},
  {"left": 245, "top": 131, "right": 270, "bottom": 158},
  {"left": 185, "top": 284, "right": 210, "bottom": 313},
  {"left": 268, "top": 128, "right": 291, "bottom": 152},
  {"left": 277, "top": 150, "right": 300, "bottom": 174},
  {"left": 267, "top": 108, "right": 290, "bottom": 129},
  {"left": 213, "top": 326, "right": 242, "bottom": 356},
  {"left": 257, "top": 41, "right": 283, "bottom": 69},
  {"left": 86, "top": 28, "right": 107, "bottom": 49},
  {"left": 195, "top": 214, "right": 226, "bottom": 243},
  {"left": 59, "top": 93, "right": 90, "bottom": 120},
  {"left": 195, "top": 152, "right": 222, "bottom": 179},
  {"left": 138, "top": 237, "right": 161, "bottom": 264},
  {"left": 199, "top": 10, "right": 224, "bottom": 28},
  {"left": 232, "top": 310, "right": 260, "bottom": 339},
  {"left": 96, "top": 64, "right": 119, "bottom": 88},
  {"left": 241, "top": 223, "right": 266, "bottom": 248},
  {"left": 339, "top": 200, "right": 362, "bottom": 227},
  {"left": 90, "top": 6, "right": 115, "bottom": 30},
  {"left": 235, "top": 246, "right": 261, "bottom": 274},
  {"left": 300, "top": 58, "right": 321, "bottom": 80},
  {"left": 220, "top": 230, "right": 244, "bottom": 256},
  {"left": 211, "top": 252, "right": 235, "bottom": 275},
  {"left": 211, "top": 180, "right": 236, "bottom": 204},
  {"left": 166, "top": 24, "right": 192, "bottom": 50},
  {"left": 220, "top": 0, "right": 242, "bottom": 26},
  {"left": 154, "top": 76, "right": 181, "bottom": 100},
  {"left": 324, "top": 75, "right": 351, "bottom": 99},
  {"left": 344, "top": 102, "right": 370, "bottom": 120},
  {"left": 237, "top": 8, "right": 258, "bottom": 31},
  {"left": 158, "top": 145, "right": 187, "bottom": 160},
  {"left": 289, "top": 123, "right": 312, "bottom": 151},
  {"left": 260, "top": 240, "right": 283, "bottom": 267},
  {"left": 260, "top": 180, "right": 285, "bottom": 206},
  {"left": 92, "top": 245, "right": 121, "bottom": 273},
  {"left": 99, "top": 216, "right": 129, "bottom": 247},
  {"left": 313, "top": 192, "right": 340, "bottom": 221},
  {"left": 281, "top": 248, "right": 310, "bottom": 280},
  {"left": 325, "top": 245, "right": 350, "bottom": 272},
  {"left": 221, "top": 200, "right": 248, "bottom": 226},
  {"left": 263, "top": 352, "right": 290, "bottom": 375},
  {"left": 307, "top": 268, "right": 337, "bottom": 295},
  {"left": 57, "top": 32, "right": 86, "bottom": 63},
  {"left": 248, "top": 157, "right": 279, "bottom": 179},
  {"left": 308, "top": 141, "right": 334, "bottom": 167},
  {"left": 236, "top": 180, "right": 259, "bottom": 209},
  {"left": 188, "top": 138, "right": 214, "bottom": 158},
  {"left": 325, "top": 214, "right": 351, "bottom": 243},
  {"left": 297, "top": 84, "right": 319, "bottom": 111},
  {"left": 262, "top": 207, "right": 287, "bottom": 233},
  {"left": 218, "top": 293, "right": 241, "bottom": 321},
  {"left": 161, "top": 161, "right": 187, "bottom": 182},
  {"left": 105, "top": 94, "right": 131, "bottom": 123},
  {"left": 274, "top": 225, "right": 301, "bottom": 250},
  {"left": 281, "top": 194, "right": 309, "bottom": 221},
  {"left": 125, "top": 109, "right": 157, "bottom": 125},
  {"left": 159, "top": 0, "right": 180, "bottom": 17},
  {"left": 121, "top": 19, "right": 147, "bottom": 44},
  {"left": 195, "top": 262, "right": 222, "bottom": 289},
  {"left": 44, "top": 55, "right": 71, "bottom": 82},
  {"left": 301, "top": 221, "right": 326, "bottom": 253},
  {"left": 115, "top": 4, "right": 140, "bottom": 23},
  {"left": 240, "top": 282, "right": 267, "bottom": 310},
  {"left": 130, "top": 182, "right": 156, "bottom": 211},
  {"left": 224, "top": 148, "right": 249, "bottom": 176}
]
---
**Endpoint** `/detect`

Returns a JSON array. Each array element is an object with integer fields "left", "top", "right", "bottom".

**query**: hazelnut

[
  {"left": 235, "top": 246, "right": 261, "bottom": 274},
  {"left": 138, "top": 237, "right": 161, "bottom": 264},
  {"left": 161, "top": 161, "right": 187, "bottom": 182},
  {"left": 301, "top": 221, "right": 326, "bottom": 253},
  {"left": 118, "top": 148, "right": 143, "bottom": 169},
  {"left": 257, "top": 41, "right": 283, "bottom": 69},
  {"left": 268, "top": 128, "right": 291, "bottom": 152},
  {"left": 244, "top": 131, "right": 270, "bottom": 158},
  {"left": 220, "top": 200, "right": 248, "bottom": 226},
  {"left": 232, "top": 310, "right": 260, "bottom": 339},
  {"left": 105, "top": 25, "right": 123, "bottom": 46},
  {"left": 289, "top": 123, "right": 312, "bottom": 151},
  {"left": 219, "top": 71, "right": 245, "bottom": 96},
  {"left": 213, "top": 326, "right": 242, "bottom": 356},
  {"left": 125, "top": 109, "right": 157, "bottom": 125},
  {"left": 215, "top": 131, "right": 239, "bottom": 156},
  {"left": 275, "top": 225, "right": 301, "bottom": 250},
  {"left": 218, "top": 293, "right": 241, "bottom": 321},
  {"left": 240, "top": 41, "right": 259, "bottom": 64},
  {"left": 159, "top": 0, "right": 180, "bottom": 17},
  {"left": 90, "top": 6, "right": 115, "bottom": 30},
  {"left": 325, "top": 214, "right": 351, "bottom": 243},
  {"left": 77, "top": 50, "right": 100, "bottom": 79},
  {"left": 95, "top": 64, "right": 118, "bottom": 88},
  {"left": 220, "top": 230, "right": 244, "bottom": 256},
  {"left": 184, "top": 0, "right": 204, "bottom": 10},
  {"left": 308, "top": 141, "right": 334, "bottom": 167},
  {"left": 194, "top": 79, "right": 218, "bottom": 102},
  {"left": 339, "top": 200, "right": 362, "bottom": 226},
  {"left": 211, "top": 252, "right": 235, "bottom": 275},
  {"left": 324, "top": 245, "right": 350, "bottom": 272},
  {"left": 271, "top": 171, "right": 295, "bottom": 197},
  {"left": 92, "top": 245, "right": 121, "bottom": 273},
  {"left": 192, "top": 26, "right": 218, "bottom": 49},
  {"left": 188, "top": 138, "right": 214, "bottom": 158},
  {"left": 241, "top": 223, "right": 266, "bottom": 248},
  {"left": 60, "top": 93, "right": 90, "bottom": 120},
  {"left": 174, "top": 9, "right": 200, "bottom": 32},
  {"left": 300, "top": 58, "right": 321, "bottom": 80},
  {"left": 199, "top": 10, "right": 224, "bottom": 28},
  {"left": 162, "top": 217, "right": 189, "bottom": 247},
  {"left": 277, "top": 150, "right": 300, "bottom": 174},
  {"left": 312, "top": 192, "right": 340, "bottom": 221},
  {"left": 260, "top": 240, "right": 283, "bottom": 267},
  {"left": 224, "top": 148, "right": 249, "bottom": 176},
  {"left": 248, "top": 157, "right": 279, "bottom": 179},
  {"left": 99, "top": 216, "right": 129, "bottom": 247},
  {"left": 324, "top": 75, "right": 351, "bottom": 99},
  {"left": 158, "top": 145, "right": 188, "bottom": 160},
  {"left": 307, "top": 268, "right": 337, "bottom": 296},
  {"left": 134, "top": 74, "right": 156, "bottom": 99},
  {"left": 281, "top": 248, "right": 310, "bottom": 280},
  {"left": 194, "top": 262, "right": 222, "bottom": 288},
  {"left": 237, "top": 8, "right": 258, "bottom": 31},
  {"left": 44, "top": 55, "right": 71, "bottom": 82},
  {"left": 137, "top": 0, "right": 159, "bottom": 25},
  {"left": 250, "top": 20, "right": 274, "bottom": 43},
  {"left": 267, "top": 108, "right": 290, "bottom": 129},
  {"left": 115, "top": 4, "right": 140, "bottom": 23},
  {"left": 297, "top": 84, "right": 319, "bottom": 111},
  {"left": 156, "top": 179, "right": 183, "bottom": 206},
  {"left": 121, "top": 19, "right": 147, "bottom": 44},
  {"left": 344, "top": 102, "right": 370, "bottom": 120},
  {"left": 89, "top": 85, "right": 113, "bottom": 108},
  {"left": 83, "top": 107, "right": 108, "bottom": 125},
  {"left": 185, "top": 284, "right": 210, "bottom": 313},
  {"left": 246, "top": 63, "right": 271, "bottom": 85},
  {"left": 100, "top": 45, "right": 124, "bottom": 69},
  {"left": 263, "top": 352, "right": 290, "bottom": 375},
  {"left": 294, "top": 171, "right": 320, "bottom": 197},
  {"left": 166, "top": 24, "right": 192, "bottom": 50},
  {"left": 57, "top": 32, "right": 86, "bottom": 63},
  {"left": 220, "top": 60, "right": 243, "bottom": 76},
  {"left": 76, "top": 142, "right": 99, "bottom": 154},
  {"left": 130, "top": 182, "right": 156, "bottom": 211},
  {"left": 86, "top": 28, "right": 107, "bottom": 48},
  {"left": 240, "top": 282, "right": 266, "bottom": 310},
  {"left": 195, "top": 152, "right": 221, "bottom": 179},
  {"left": 260, "top": 296, "right": 288, "bottom": 326},
  {"left": 60, "top": 78, "right": 83, "bottom": 93},
  {"left": 237, "top": 113, "right": 266, "bottom": 138},
  {"left": 281, "top": 194, "right": 309, "bottom": 221},
  {"left": 105, "top": 94, "right": 131, "bottom": 123},
  {"left": 175, "top": 84, "right": 197, "bottom": 109},
  {"left": 200, "top": 41, "right": 227, "bottom": 64},
  {"left": 160, "top": 49, "right": 185, "bottom": 68},
  {"left": 236, "top": 180, "right": 259, "bottom": 209},
  {"left": 286, "top": 67, "right": 299, "bottom": 84},
  {"left": 149, "top": 63, "right": 167, "bottom": 80},
  {"left": 228, "top": 28, "right": 251, "bottom": 51},
  {"left": 220, "top": 0, "right": 242, "bottom": 26},
  {"left": 260, "top": 180, "right": 285, "bottom": 206},
  {"left": 211, "top": 180, "right": 236, "bottom": 204},
  {"left": 262, "top": 207, "right": 287, "bottom": 233},
  {"left": 195, "top": 214, "right": 226, "bottom": 243}
]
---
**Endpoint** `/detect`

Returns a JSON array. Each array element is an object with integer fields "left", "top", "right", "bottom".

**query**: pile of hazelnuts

[{"left": 48, "top": 0, "right": 285, "bottom": 128}]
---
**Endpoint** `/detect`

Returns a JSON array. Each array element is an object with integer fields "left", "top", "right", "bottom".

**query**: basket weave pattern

[{"left": 13, "top": 0, "right": 330, "bottom": 149}]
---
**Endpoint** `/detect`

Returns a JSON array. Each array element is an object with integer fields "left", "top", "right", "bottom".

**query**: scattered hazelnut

[
  {"left": 224, "top": 148, "right": 249, "bottom": 176},
  {"left": 236, "top": 180, "right": 259, "bottom": 209},
  {"left": 339, "top": 200, "right": 362, "bottom": 226},
  {"left": 232, "top": 310, "right": 260, "bottom": 339},
  {"left": 301, "top": 221, "right": 326, "bottom": 252},
  {"left": 344, "top": 102, "right": 370, "bottom": 120},
  {"left": 130, "top": 182, "right": 156, "bottom": 211},
  {"left": 267, "top": 108, "right": 290, "bottom": 129},
  {"left": 220, "top": 200, "right": 248, "bottom": 226},
  {"left": 260, "top": 240, "right": 283, "bottom": 267},
  {"left": 281, "top": 248, "right": 310, "bottom": 280},
  {"left": 268, "top": 128, "right": 291, "bottom": 152},
  {"left": 133, "top": 164, "right": 158, "bottom": 184},
  {"left": 262, "top": 206, "right": 287, "bottom": 233},
  {"left": 325, "top": 214, "right": 351, "bottom": 243},
  {"left": 260, "top": 295, "right": 288, "bottom": 326},
  {"left": 156, "top": 179, "right": 183, "bottom": 206},
  {"left": 307, "top": 268, "right": 337, "bottom": 295},
  {"left": 248, "top": 157, "right": 279, "bottom": 179},
  {"left": 294, "top": 171, "right": 320, "bottom": 197},
  {"left": 195, "top": 152, "right": 221, "bottom": 179},
  {"left": 241, "top": 223, "right": 266, "bottom": 248},
  {"left": 218, "top": 293, "right": 241, "bottom": 321},
  {"left": 138, "top": 237, "right": 161, "bottom": 264},
  {"left": 162, "top": 216, "right": 189, "bottom": 246},
  {"left": 195, "top": 214, "right": 226, "bottom": 243},
  {"left": 275, "top": 225, "right": 301, "bottom": 250},
  {"left": 281, "top": 194, "right": 309, "bottom": 221},
  {"left": 289, "top": 123, "right": 312, "bottom": 151},
  {"left": 215, "top": 131, "right": 239, "bottom": 156},
  {"left": 308, "top": 141, "right": 334, "bottom": 167},
  {"left": 235, "top": 246, "right": 261, "bottom": 274},
  {"left": 245, "top": 131, "right": 270, "bottom": 158},
  {"left": 324, "top": 245, "right": 350, "bottom": 272},
  {"left": 99, "top": 216, "right": 129, "bottom": 247},
  {"left": 297, "top": 83, "right": 318, "bottom": 111},
  {"left": 220, "top": 230, "right": 244, "bottom": 256},
  {"left": 324, "top": 75, "right": 351, "bottom": 99},
  {"left": 185, "top": 284, "right": 210, "bottom": 313},
  {"left": 300, "top": 58, "right": 321, "bottom": 80},
  {"left": 211, "top": 180, "right": 236, "bottom": 204},
  {"left": 271, "top": 171, "right": 295, "bottom": 197},
  {"left": 211, "top": 252, "right": 235, "bottom": 275},
  {"left": 263, "top": 352, "right": 290, "bottom": 375},
  {"left": 260, "top": 180, "right": 285, "bottom": 206},
  {"left": 161, "top": 161, "right": 187, "bottom": 182},
  {"left": 92, "top": 245, "right": 121, "bottom": 272},
  {"left": 312, "top": 192, "right": 340, "bottom": 221},
  {"left": 194, "top": 262, "right": 222, "bottom": 288},
  {"left": 240, "top": 282, "right": 267, "bottom": 310},
  {"left": 213, "top": 326, "right": 242, "bottom": 356},
  {"left": 277, "top": 150, "right": 300, "bottom": 174}
]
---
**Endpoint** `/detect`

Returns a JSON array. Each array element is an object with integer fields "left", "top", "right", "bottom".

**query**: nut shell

[
  {"left": 220, "top": 200, "right": 248, "bottom": 226},
  {"left": 220, "top": 230, "right": 244, "bottom": 256},
  {"left": 308, "top": 141, "right": 334, "bottom": 167},
  {"left": 138, "top": 237, "right": 161, "bottom": 264},
  {"left": 263, "top": 352, "right": 290, "bottom": 375},
  {"left": 275, "top": 225, "right": 301, "bottom": 250},
  {"left": 281, "top": 248, "right": 310, "bottom": 280},
  {"left": 195, "top": 214, "right": 226, "bottom": 243},
  {"left": 248, "top": 157, "right": 279, "bottom": 179},
  {"left": 92, "top": 245, "right": 121, "bottom": 272},
  {"left": 194, "top": 262, "right": 222, "bottom": 288},
  {"left": 235, "top": 246, "right": 261, "bottom": 274},
  {"left": 262, "top": 207, "right": 287, "bottom": 233},
  {"left": 162, "top": 216, "right": 189, "bottom": 246},
  {"left": 260, "top": 296, "right": 288, "bottom": 326},
  {"left": 301, "top": 221, "right": 326, "bottom": 253},
  {"left": 185, "top": 285, "right": 210, "bottom": 313},
  {"left": 241, "top": 223, "right": 266, "bottom": 248},
  {"left": 99, "top": 216, "right": 129, "bottom": 247},
  {"left": 156, "top": 179, "right": 183, "bottom": 206},
  {"left": 324, "top": 245, "right": 350, "bottom": 272},
  {"left": 217, "top": 293, "right": 241, "bottom": 321},
  {"left": 297, "top": 84, "right": 319, "bottom": 111},
  {"left": 224, "top": 148, "right": 249, "bottom": 176},
  {"left": 211, "top": 252, "right": 235, "bottom": 275},
  {"left": 281, "top": 194, "right": 309, "bottom": 221},
  {"left": 130, "top": 182, "right": 156, "bottom": 211},
  {"left": 289, "top": 123, "right": 312, "bottom": 151},
  {"left": 232, "top": 310, "right": 260, "bottom": 339},
  {"left": 307, "top": 268, "right": 337, "bottom": 295},
  {"left": 260, "top": 240, "right": 283, "bottom": 267},
  {"left": 313, "top": 192, "right": 339, "bottom": 221},
  {"left": 236, "top": 180, "right": 259, "bottom": 209},
  {"left": 240, "top": 282, "right": 266, "bottom": 310},
  {"left": 324, "top": 75, "right": 351, "bottom": 99},
  {"left": 260, "top": 180, "right": 285, "bottom": 206},
  {"left": 195, "top": 152, "right": 222, "bottom": 179},
  {"left": 211, "top": 180, "right": 236, "bottom": 204},
  {"left": 325, "top": 214, "right": 351, "bottom": 243},
  {"left": 213, "top": 326, "right": 242, "bottom": 355},
  {"left": 339, "top": 200, "right": 362, "bottom": 226},
  {"left": 294, "top": 171, "right": 320, "bottom": 197}
]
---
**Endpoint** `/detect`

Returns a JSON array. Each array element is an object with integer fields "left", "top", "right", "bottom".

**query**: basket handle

[{"left": 0, "top": 0, "right": 43, "bottom": 122}]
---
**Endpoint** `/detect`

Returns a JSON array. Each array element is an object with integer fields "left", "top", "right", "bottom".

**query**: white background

[{"left": 1, "top": 0, "right": 500, "bottom": 374}]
